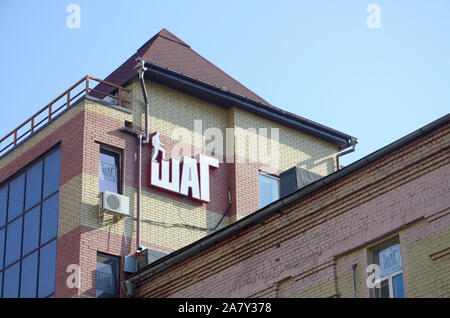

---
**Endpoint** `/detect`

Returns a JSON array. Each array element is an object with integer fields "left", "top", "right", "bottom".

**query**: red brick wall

[{"left": 132, "top": 123, "right": 450, "bottom": 298}]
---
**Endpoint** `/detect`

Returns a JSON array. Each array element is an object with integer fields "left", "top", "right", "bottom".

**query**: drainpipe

[
  {"left": 137, "top": 133, "right": 143, "bottom": 251},
  {"left": 336, "top": 138, "right": 358, "bottom": 170},
  {"left": 135, "top": 58, "right": 150, "bottom": 251},
  {"left": 137, "top": 58, "right": 150, "bottom": 143}
]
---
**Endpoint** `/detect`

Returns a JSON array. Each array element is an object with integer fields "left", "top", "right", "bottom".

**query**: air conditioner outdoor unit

[{"left": 99, "top": 191, "right": 129, "bottom": 219}]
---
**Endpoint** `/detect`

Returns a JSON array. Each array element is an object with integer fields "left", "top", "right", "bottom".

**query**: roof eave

[{"left": 131, "top": 61, "right": 356, "bottom": 149}]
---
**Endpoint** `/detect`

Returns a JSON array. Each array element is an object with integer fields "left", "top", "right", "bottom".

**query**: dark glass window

[
  {"left": 41, "top": 194, "right": 59, "bottom": 244},
  {"left": 8, "top": 173, "right": 25, "bottom": 222},
  {"left": 5, "top": 217, "right": 22, "bottom": 267},
  {"left": 0, "top": 147, "right": 60, "bottom": 298},
  {"left": 0, "top": 228, "right": 4, "bottom": 269},
  {"left": 96, "top": 253, "right": 120, "bottom": 298},
  {"left": 25, "top": 161, "right": 43, "bottom": 210},
  {"left": 23, "top": 206, "right": 40, "bottom": 255},
  {"left": 20, "top": 251, "right": 38, "bottom": 298},
  {"left": 38, "top": 240, "right": 57, "bottom": 298},
  {"left": 0, "top": 186, "right": 7, "bottom": 227},
  {"left": 43, "top": 149, "right": 60, "bottom": 198},
  {"left": 3, "top": 262, "right": 20, "bottom": 298},
  {"left": 377, "top": 278, "right": 390, "bottom": 298},
  {"left": 99, "top": 148, "right": 121, "bottom": 194}
]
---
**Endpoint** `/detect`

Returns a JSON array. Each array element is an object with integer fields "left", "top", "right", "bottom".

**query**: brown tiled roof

[
  {"left": 95, "top": 28, "right": 356, "bottom": 147},
  {"left": 100, "top": 28, "right": 269, "bottom": 104}
]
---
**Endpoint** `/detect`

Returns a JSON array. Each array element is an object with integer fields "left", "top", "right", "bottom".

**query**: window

[
  {"left": 96, "top": 253, "right": 120, "bottom": 298},
  {"left": 258, "top": 173, "right": 280, "bottom": 208},
  {"left": 372, "top": 240, "right": 405, "bottom": 298},
  {"left": 99, "top": 147, "right": 121, "bottom": 194},
  {"left": 0, "top": 147, "right": 60, "bottom": 298},
  {"left": 8, "top": 173, "right": 25, "bottom": 222},
  {"left": 38, "top": 240, "right": 57, "bottom": 298}
]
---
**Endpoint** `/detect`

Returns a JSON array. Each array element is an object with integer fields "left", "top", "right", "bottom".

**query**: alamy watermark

[
  {"left": 66, "top": 264, "right": 81, "bottom": 289},
  {"left": 168, "top": 119, "right": 280, "bottom": 170},
  {"left": 366, "top": 264, "right": 382, "bottom": 288},
  {"left": 66, "top": 4, "right": 81, "bottom": 29},
  {"left": 366, "top": 4, "right": 381, "bottom": 29}
]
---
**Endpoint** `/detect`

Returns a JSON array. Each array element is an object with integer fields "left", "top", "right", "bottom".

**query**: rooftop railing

[{"left": 0, "top": 75, "right": 130, "bottom": 157}]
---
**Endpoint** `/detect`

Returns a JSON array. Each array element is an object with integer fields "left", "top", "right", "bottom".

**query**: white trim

[{"left": 380, "top": 269, "right": 403, "bottom": 298}]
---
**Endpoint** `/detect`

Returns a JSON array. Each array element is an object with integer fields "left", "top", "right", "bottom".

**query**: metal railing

[{"left": 0, "top": 75, "right": 130, "bottom": 156}]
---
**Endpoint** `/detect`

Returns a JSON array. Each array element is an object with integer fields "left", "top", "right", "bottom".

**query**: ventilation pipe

[{"left": 136, "top": 58, "right": 150, "bottom": 251}]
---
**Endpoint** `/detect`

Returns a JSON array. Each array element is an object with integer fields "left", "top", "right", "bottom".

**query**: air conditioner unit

[{"left": 99, "top": 191, "right": 129, "bottom": 219}]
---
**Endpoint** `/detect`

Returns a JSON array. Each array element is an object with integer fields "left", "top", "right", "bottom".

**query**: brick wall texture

[
  {"left": 0, "top": 78, "right": 341, "bottom": 297},
  {"left": 131, "top": 121, "right": 450, "bottom": 298}
]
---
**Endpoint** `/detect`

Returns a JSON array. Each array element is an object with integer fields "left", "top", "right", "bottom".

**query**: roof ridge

[
  {"left": 157, "top": 28, "right": 190, "bottom": 47},
  {"left": 186, "top": 46, "right": 270, "bottom": 104},
  {"left": 136, "top": 33, "right": 159, "bottom": 52}
]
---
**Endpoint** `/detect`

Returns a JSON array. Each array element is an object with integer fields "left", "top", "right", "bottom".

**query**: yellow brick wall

[
  {"left": 128, "top": 79, "right": 338, "bottom": 171},
  {"left": 81, "top": 173, "right": 232, "bottom": 252},
  {"left": 292, "top": 277, "right": 337, "bottom": 298},
  {"left": 85, "top": 78, "right": 337, "bottom": 251},
  {"left": 132, "top": 80, "right": 229, "bottom": 157},
  {"left": 79, "top": 82, "right": 234, "bottom": 251},
  {"left": 232, "top": 107, "right": 338, "bottom": 175},
  {"left": 84, "top": 100, "right": 133, "bottom": 123},
  {"left": 405, "top": 225, "right": 450, "bottom": 297},
  {"left": 58, "top": 173, "right": 83, "bottom": 237}
]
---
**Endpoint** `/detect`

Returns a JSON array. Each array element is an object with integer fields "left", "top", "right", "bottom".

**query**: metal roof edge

[{"left": 136, "top": 60, "right": 356, "bottom": 148}]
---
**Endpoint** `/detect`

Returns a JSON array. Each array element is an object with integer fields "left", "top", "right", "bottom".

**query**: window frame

[
  {"left": 258, "top": 172, "right": 280, "bottom": 208},
  {"left": 0, "top": 146, "right": 60, "bottom": 298},
  {"left": 95, "top": 252, "right": 121, "bottom": 298},
  {"left": 371, "top": 238, "right": 404, "bottom": 298},
  {"left": 99, "top": 145, "right": 123, "bottom": 195}
]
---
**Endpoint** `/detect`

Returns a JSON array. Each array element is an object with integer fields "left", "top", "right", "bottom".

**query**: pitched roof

[
  {"left": 96, "top": 28, "right": 356, "bottom": 148},
  {"left": 100, "top": 28, "right": 268, "bottom": 104}
]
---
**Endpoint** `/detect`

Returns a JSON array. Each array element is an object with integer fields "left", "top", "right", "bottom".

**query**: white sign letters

[{"left": 149, "top": 132, "right": 219, "bottom": 202}]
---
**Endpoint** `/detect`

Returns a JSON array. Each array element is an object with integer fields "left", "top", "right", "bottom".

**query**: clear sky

[{"left": 0, "top": 0, "right": 449, "bottom": 166}]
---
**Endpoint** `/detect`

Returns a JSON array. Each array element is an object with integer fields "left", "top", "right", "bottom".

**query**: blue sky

[{"left": 0, "top": 0, "right": 448, "bottom": 166}]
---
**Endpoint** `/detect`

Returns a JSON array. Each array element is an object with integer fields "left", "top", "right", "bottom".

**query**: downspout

[
  {"left": 137, "top": 133, "right": 143, "bottom": 251},
  {"left": 136, "top": 58, "right": 150, "bottom": 251},
  {"left": 336, "top": 138, "right": 358, "bottom": 170},
  {"left": 137, "top": 58, "right": 150, "bottom": 144}
]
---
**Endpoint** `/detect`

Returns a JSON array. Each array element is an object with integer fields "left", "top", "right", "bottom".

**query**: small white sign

[
  {"left": 100, "top": 162, "right": 117, "bottom": 182},
  {"left": 96, "top": 262, "right": 115, "bottom": 296},
  {"left": 379, "top": 244, "right": 402, "bottom": 277}
]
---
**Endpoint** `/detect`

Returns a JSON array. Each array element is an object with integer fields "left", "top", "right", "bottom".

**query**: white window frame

[
  {"left": 379, "top": 269, "right": 403, "bottom": 298},
  {"left": 372, "top": 240, "right": 404, "bottom": 298},
  {"left": 258, "top": 172, "right": 280, "bottom": 208}
]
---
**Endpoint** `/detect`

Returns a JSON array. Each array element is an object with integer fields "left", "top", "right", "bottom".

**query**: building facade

[
  {"left": 0, "top": 29, "right": 356, "bottom": 298},
  {"left": 128, "top": 115, "right": 450, "bottom": 298}
]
